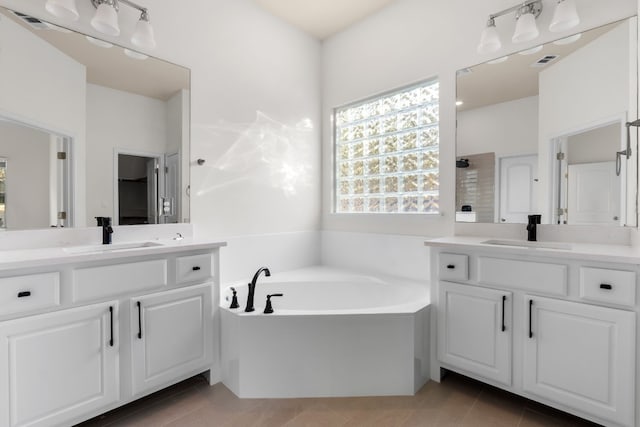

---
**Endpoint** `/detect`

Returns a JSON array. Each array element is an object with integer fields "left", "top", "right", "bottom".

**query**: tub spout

[{"left": 245, "top": 267, "right": 271, "bottom": 312}]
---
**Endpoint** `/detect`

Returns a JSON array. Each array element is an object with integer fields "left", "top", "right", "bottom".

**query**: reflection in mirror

[
  {"left": 0, "top": 6, "right": 190, "bottom": 230},
  {"left": 0, "top": 158, "right": 6, "bottom": 228},
  {"left": 456, "top": 17, "right": 638, "bottom": 226}
]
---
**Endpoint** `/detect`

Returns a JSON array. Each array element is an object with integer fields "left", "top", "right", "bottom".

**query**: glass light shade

[
  {"left": 549, "top": 0, "right": 580, "bottom": 32},
  {"left": 86, "top": 36, "right": 113, "bottom": 48},
  {"left": 487, "top": 56, "right": 509, "bottom": 65},
  {"left": 131, "top": 19, "right": 156, "bottom": 50},
  {"left": 124, "top": 49, "right": 149, "bottom": 60},
  {"left": 477, "top": 25, "right": 501, "bottom": 54},
  {"left": 512, "top": 12, "right": 539, "bottom": 43},
  {"left": 45, "top": 0, "right": 79, "bottom": 21},
  {"left": 518, "top": 45, "right": 543, "bottom": 55},
  {"left": 91, "top": 2, "right": 120, "bottom": 36}
]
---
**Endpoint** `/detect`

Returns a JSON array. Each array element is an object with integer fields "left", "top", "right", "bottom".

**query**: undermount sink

[
  {"left": 63, "top": 241, "right": 164, "bottom": 254},
  {"left": 481, "top": 239, "right": 572, "bottom": 250}
]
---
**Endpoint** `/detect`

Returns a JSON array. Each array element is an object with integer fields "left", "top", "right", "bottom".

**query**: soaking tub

[{"left": 220, "top": 266, "right": 430, "bottom": 398}]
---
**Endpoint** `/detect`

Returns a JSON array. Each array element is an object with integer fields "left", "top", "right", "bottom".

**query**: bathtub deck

[{"left": 78, "top": 372, "right": 599, "bottom": 426}]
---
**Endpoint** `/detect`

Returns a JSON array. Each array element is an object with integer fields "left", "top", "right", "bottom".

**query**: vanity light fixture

[
  {"left": 44, "top": 0, "right": 156, "bottom": 49},
  {"left": 512, "top": 2, "right": 541, "bottom": 43},
  {"left": 477, "top": 0, "right": 580, "bottom": 54},
  {"left": 549, "top": 0, "right": 580, "bottom": 33}
]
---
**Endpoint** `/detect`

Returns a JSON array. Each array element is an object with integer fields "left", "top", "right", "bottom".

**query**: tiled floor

[{"left": 78, "top": 372, "right": 601, "bottom": 427}]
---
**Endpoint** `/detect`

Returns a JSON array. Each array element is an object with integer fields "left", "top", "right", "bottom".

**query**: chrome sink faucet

[{"left": 245, "top": 267, "right": 271, "bottom": 312}]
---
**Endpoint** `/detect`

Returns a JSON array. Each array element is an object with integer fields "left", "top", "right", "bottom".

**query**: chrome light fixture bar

[
  {"left": 45, "top": 0, "right": 156, "bottom": 50},
  {"left": 477, "top": 0, "right": 580, "bottom": 54}
]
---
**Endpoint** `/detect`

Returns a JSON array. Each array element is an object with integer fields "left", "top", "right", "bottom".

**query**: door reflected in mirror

[{"left": 456, "top": 17, "right": 638, "bottom": 226}]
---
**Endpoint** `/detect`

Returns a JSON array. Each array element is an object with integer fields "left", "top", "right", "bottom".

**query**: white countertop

[
  {"left": 0, "top": 238, "right": 227, "bottom": 272},
  {"left": 425, "top": 236, "right": 640, "bottom": 265}
]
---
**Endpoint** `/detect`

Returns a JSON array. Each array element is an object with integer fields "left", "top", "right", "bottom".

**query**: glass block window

[{"left": 334, "top": 79, "right": 439, "bottom": 213}]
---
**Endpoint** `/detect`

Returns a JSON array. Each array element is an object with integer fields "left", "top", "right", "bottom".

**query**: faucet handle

[
  {"left": 264, "top": 293, "right": 284, "bottom": 314},
  {"left": 229, "top": 287, "right": 239, "bottom": 309}
]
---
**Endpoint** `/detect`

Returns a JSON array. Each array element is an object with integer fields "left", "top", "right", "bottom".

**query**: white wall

[
  {"left": 0, "top": 10, "right": 87, "bottom": 227},
  {"left": 85, "top": 83, "right": 167, "bottom": 223},
  {"left": 322, "top": 0, "right": 636, "bottom": 239},
  {"left": 0, "top": 121, "right": 50, "bottom": 229},
  {"left": 457, "top": 96, "right": 539, "bottom": 158}
]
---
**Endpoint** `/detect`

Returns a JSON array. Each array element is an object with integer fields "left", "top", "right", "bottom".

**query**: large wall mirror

[
  {"left": 456, "top": 16, "right": 638, "bottom": 227},
  {"left": 0, "top": 6, "right": 190, "bottom": 230}
]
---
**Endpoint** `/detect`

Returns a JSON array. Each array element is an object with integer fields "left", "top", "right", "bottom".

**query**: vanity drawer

[
  {"left": 0, "top": 272, "right": 60, "bottom": 316},
  {"left": 438, "top": 253, "right": 469, "bottom": 281},
  {"left": 580, "top": 267, "right": 636, "bottom": 307},
  {"left": 176, "top": 254, "right": 212, "bottom": 283},
  {"left": 73, "top": 259, "right": 168, "bottom": 303},
  {"left": 478, "top": 257, "right": 567, "bottom": 296}
]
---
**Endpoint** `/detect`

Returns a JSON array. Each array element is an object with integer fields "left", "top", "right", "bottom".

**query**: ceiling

[{"left": 253, "top": 0, "right": 398, "bottom": 39}]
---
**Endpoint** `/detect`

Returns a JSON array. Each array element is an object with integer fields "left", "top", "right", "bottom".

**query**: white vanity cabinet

[
  {"left": 0, "top": 301, "right": 119, "bottom": 427},
  {"left": 131, "top": 283, "right": 212, "bottom": 396},
  {"left": 438, "top": 281, "right": 511, "bottom": 385},
  {"left": 524, "top": 295, "right": 635, "bottom": 426},
  {"left": 428, "top": 239, "right": 639, "bottom": 427},
  {"left": 0, "top": 241, "right": 223, "bottom": 427}
]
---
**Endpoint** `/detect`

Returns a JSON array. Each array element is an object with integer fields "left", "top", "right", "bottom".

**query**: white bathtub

[{"left": 220, "top": 266, "right": 430, "bottom": 398}]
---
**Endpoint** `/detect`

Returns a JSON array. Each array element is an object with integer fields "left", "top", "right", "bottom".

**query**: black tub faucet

[
  {"left": 95, "top": 216, "right": 113, "bottom": 245},
  {"left": 527, "top": 214, "right": 541, "bottom": 242},
  {"left": 245, "top": 267, "right": 271, "bottom": 312},
  {"left": 264, "top": 293, "right": 284, "bottom": 314}
]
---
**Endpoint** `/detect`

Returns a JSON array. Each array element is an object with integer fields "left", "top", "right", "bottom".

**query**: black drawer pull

[
  {"left": 501, "top": 295, "right": 506, "bottom": 332},
  {"left": 137, "top": 301, "right": 143, "bottom": 339},
  {"left": 17, "top": 291, "right": 31, "bottom": 298},
  {"left": 446, "top": 264, "right": 455, "bottom": 269},
  {"left": 192, "top": 266, "right": 201, "bottom": 271},
  {"left": 600, "top": 283, "right": 613, "bottom": 290},
  {"left": 109, "top": 306, "right": 114, "bottom": 347},
  {"left": 528, "top": 299, "right": 534, "bottom": 339}
]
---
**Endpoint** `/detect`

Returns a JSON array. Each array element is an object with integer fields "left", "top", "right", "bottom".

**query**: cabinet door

[
  {"left": 438, "top": 282, "right": 512, "bottom": 385},
  {"left": 523, "top": 296, "right": 635, "bottom": 427},
  {"left": 0, "top": 302, "right": 119, "bottom": 427},
  {"left": 131, "top": 283, "right": 212, "bottom": 396}
]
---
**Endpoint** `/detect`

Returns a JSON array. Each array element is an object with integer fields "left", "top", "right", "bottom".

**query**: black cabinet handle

[
  {"left": 446, "top": 264, "right": 455, "bottom": 269},
  {"left": 501, "top": 295, "right": 506, "bottom": 332},
  {"left": 137, "top": 301, "right": 143, "bottom": 339},
  {"left": 17, "top": 291, "right": 31, "bottom": 298},
  {"left": 600, "top": 283, "right": 613, "bottom": 290},
  {"left": 528, "top": 299, "right": 533, "bottom": 339},
  {"left": 109, "top": 306, "right": 114, "bottom": 347},
  {"left": 192, "top": 266, "right": 201, "bottom": 271}
]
